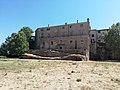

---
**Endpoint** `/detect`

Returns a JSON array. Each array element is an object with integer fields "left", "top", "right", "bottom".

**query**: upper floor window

[
  {"left": 98, "top": 31, "right": 100, "bottom": 33},
  {"left": 41, "top": 29, "right": 44, "bottom": 31},
  {"left": 60, "top": 40, "right": 62, "bottom": 43},
  {"left": 43, "top": 42, "right": 45, "bottom": 45},
  {"left": 47, "top": 28, "right": 50, "bottom": 30},
  {"left": 91, "top": 39, "right": 95, "bottom": 43},
  {"left": 70, "top": 25, "right": 72, "bottom": 28},
  {"left": 70, "top": 40, "right": 72, "bottom": 43},
  {"left": 51, "top": 41, "right": 53, "bottom": 45},
  {"left": 81, "top": 40, "right": 84, "bottom": 43},
  {"left": 41, "top": 33, "right": 44, "bottom": 38},
  {"left": 80, "top": 23, "right": 83, "bottom": 27},
  {"left": 98, "top": 40, "right": 100, "bottom": 42},
  {"left": 92, "top": 34, "right": 94, "bottom": 37},
  {"left": 48, "top": 34, "right": 50, "bottom": 37},
  {"left": 62, "top": 26, "right": 65, "bottom": 29},
  {"left": 41, "top": 36, "right": 43, "bottom": 38},
  {"left": 60, "top": 47, "right": 62, "bottom": 49}
]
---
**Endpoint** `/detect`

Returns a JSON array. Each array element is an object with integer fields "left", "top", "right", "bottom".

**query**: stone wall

[
  {"left": 29, "top": 50, "right": 69, "bottom": 57},
  {"left": 35, "top": 19, "right": 90, "bottom": 60}
]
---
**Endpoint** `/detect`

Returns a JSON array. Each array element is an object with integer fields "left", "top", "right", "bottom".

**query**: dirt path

[{"left": 0, "top": 60, "right": 120, "bottom": 90}]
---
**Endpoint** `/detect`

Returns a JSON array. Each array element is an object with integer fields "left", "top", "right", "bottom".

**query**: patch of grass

[
  {"left": 0, "top": 60, "right": 8, "bottom": 62},
  {"left": 0, "top": 58, "right": 62, "bottom": 72},
  {"left": 0, "top": 56, "right": 6, "bottom": 58},
  {"left": 0, "top": 58, "right": 40, "bottom": 71}
]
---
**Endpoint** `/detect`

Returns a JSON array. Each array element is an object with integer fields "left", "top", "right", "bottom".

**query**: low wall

[
  {"left": 29, "top": 49, "right": 86, "bottom": 57},
  {"left": 29, "top": 50, "right": 69, "bottom": 57}
]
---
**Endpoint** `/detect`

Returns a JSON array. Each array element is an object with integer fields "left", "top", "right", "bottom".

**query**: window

[
  {"left": 92, "top": 34, "right": 94, "bottom": 37},
  {"left": 60, "top": 40, "right": 62, "bottom": 43},
  {"left": 42, "top": 42, "right": 45, "bottom": 48},
  {"left": 81, "top": 40, "right": 84, "bottom": 42},
  {"left": 51, "top": 41, "right": 53, "bottom": 45},
  {"left": 70, "top": 25, "right": 72, "bottom": 28},
  {"left": 60, "top": 47, "right": 62, "bottom": 49},
  {"left": 70, "top": 40, "right": 72, "bottom": 43},
  {"left": 91, "top": 39, "right": 92, "bottom": 43},
  {"left": 41, "top": 33, "right": 44, "bottom": 38},
  {"left": 75, "top": 40, "right": 77, "bottom": 49},
  {"left": 41, "top": 29, "right": 43, "bottom": 31},
  {"left": 80, "top": 23, "right": 83, "bottom": 27},
  {"left": 43, "top": 42, "right": 45, "bottom": 45},
  {"left": 81, "top": 40, "right": 84, "bottom": 44},
  {"left": 48, "top": 34, "right": 50, "bottom": 37},
  {"left": 62, "top": 26, "right": 65, "bottom": 29},
  {"left": 98, "top": 40, "right": 100, "bottom": 42},
  {"left": 47, "top": 28, "right": 50, "bottom": 30},
  {"left": 98, "top": 31, "right": 100, "bottom": 33},
  {"left": 91, "top": 39, "right": 95, "bottom": 43}
]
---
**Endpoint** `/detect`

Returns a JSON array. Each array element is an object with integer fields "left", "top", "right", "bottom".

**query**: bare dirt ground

[{"left": 0, "top": 59, "right": 120, "bottom": 90}]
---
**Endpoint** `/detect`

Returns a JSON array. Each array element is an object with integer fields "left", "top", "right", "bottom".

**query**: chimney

[
  {"left": 65, "top": 22, "right": 67, "bottom": 25},
  {"left": 87, "top": 18, "right": 89, "bottom": 22},
  {"left": 77, "top": 20, "right": 79, "bottom": 23},
  {"left": 48, "top": 24, "right": 50, "bottom": 27}
]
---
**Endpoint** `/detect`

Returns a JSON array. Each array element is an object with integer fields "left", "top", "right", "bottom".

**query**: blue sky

[{"left": 0, "top": 0, "right": 120, "bottom": 45}]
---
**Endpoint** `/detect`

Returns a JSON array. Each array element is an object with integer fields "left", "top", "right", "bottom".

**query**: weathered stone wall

[
  {"left": 35, "top": 19, "right": 90, "bottom": 60},
  {"left": 90, "top": 29, "right": 108, "bottom": 60},
  {"left": 29, "top": 50, "right": 69, "bottom": 57}
]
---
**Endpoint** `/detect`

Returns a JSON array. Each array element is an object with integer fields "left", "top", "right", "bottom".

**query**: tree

[
  {"left": 105, "top": 22, "right": 120, "bottom": 59},
  {"left": 0, "top": 26, "right": 33, "bottom": 57},
  {"left": 19, "top": 27, "right": 33, "bottom": 41},
  {"left": 0, "top": 43, "right": 7, "bottom": 56},
  {"left": 19, "top": 26, "right": 34, "bottom": 49},
  {"left": 0, "top": 36, "right": 12, "bottom": 56},
  {"left": 0, "top": 32, "right": 29, "bottom": 57}
]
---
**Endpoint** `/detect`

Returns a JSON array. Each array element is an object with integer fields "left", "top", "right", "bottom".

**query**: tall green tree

[
  {"left": 0, "top": 32, "right": 29, "bottom": 57},
  {"left": 19, "top": 27, "right": 33, "bottom": 41},
  {"left": 105, "top": 22, "right": 120, "bottom": 59},
  {"left": 0, "top": 36, "right": 12, "bottom": 56},
  {"left": 9, "top": 31, "right": 29, "bottom": 57},
  {"left": 19, "top": 26, "right": 34, "bottom": 49},
  {"left": 0, "top": 43, "right": 7, "bottom": 56}
]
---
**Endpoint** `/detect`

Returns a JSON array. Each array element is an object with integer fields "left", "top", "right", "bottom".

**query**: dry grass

[{"left": 0, "top": 58, "right": 120, "bottom": 90}]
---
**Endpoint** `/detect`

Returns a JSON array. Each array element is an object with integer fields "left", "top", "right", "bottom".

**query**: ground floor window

[{"left": 60, "top": 47, "right": 62, "bottom": 49}]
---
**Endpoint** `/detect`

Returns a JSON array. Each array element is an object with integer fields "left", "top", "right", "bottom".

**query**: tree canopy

[
  {"left": 0, "top": 31, "right": 29, "bottom": 57},
  {"left": 19, "top": 26, "right": 35, "bottom": 49},
  {"left": 19, "top": 27, "right": 33, "bottom": 41},
  {"left": 105, "top": 22, "right": 120, "bottom": 59}
]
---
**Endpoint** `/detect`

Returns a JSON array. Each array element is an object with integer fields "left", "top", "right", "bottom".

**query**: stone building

[
  {"left": 35, "top": 19, "right": 90, "bottom": 60},
  {"left": 90, "top": 29, "right": 108, "bottom": 60}
]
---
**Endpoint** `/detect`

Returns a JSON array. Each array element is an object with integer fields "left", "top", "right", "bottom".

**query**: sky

[{"left": 0, "top": 0, "right": 120, "bottom": 45}]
